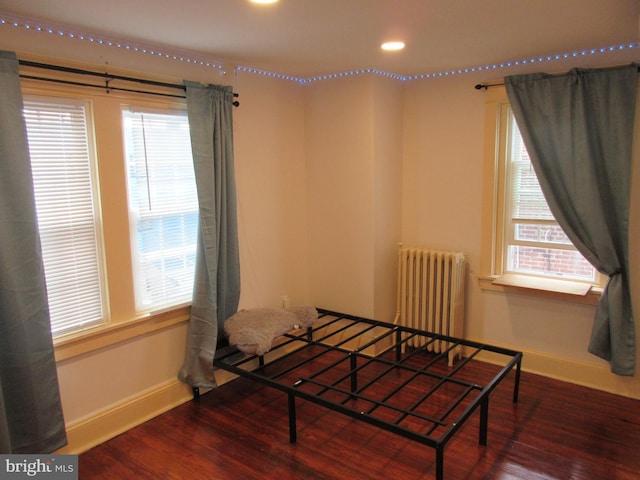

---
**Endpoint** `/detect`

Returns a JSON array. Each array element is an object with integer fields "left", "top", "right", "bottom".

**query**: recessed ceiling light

[
  {"left": 381, "top": 41, "right": 405, "bottom": 51},
  {"left": 250, "top": 0, "right": 278, "bottom": 4}
]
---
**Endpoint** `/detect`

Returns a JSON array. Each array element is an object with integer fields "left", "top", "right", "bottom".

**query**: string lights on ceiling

[
  {"left": 0, "top": 14, "right": 227, "bottom": 74},
  {"left": 1, "top": 13, "right": 638, "bottom": 85}
]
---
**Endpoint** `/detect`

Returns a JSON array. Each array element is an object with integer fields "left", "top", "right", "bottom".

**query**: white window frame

[
  {"left": 19, "top": 73, "right": 193, "bottom": 354},
  {"left": 481, "top": 92, "right": 604, "bottom": 299}
]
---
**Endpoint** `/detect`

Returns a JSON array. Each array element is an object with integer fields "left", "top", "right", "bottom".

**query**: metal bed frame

[{"left": 213, "top": 308, "right": 522, "bottom": 480}]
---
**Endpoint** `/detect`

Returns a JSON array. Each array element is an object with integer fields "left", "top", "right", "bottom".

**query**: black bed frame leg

[
  {"left": 479, "top": 397, "right": 489, "bottom": 446},
  {"left": 192, "top": 387, "right": 200, "bottom": 400},
  {"left": 288, "top": 393, "right": 297, "bottom": 443},
  {"left": 435, "top": 445, "right": 444, "bottom": 480},
  {"left": 306, "top": 326, "right": 313, "bottom": 342},
  {"left": 513, "top": 356, "right": 522, "bottom": 403}
]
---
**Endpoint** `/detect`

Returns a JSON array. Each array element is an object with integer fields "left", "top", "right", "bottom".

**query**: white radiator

[{"left": 394, "top": 247, "right": 466, "bottom": 365}]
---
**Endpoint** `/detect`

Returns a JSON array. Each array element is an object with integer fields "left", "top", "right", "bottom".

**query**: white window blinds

[
  {"left": 122, "top": 108, "right": 198, "bottom": 312},
  {"left": 24, "top": 97, "right": 106, "bottom": 335},
  {"left": 508, "top": 115, "right": 554, "bottom": 222}
]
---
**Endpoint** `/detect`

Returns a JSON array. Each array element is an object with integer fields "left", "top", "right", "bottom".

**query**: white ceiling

[{"left": 1, "top": 0, "right": 639, "bottom": 78}]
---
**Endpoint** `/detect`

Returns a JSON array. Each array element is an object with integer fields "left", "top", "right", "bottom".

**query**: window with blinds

[
  {"left": 24, "top": 97, "right": 106, "bottom": 335},
  {"left": 505, "top": 110, "right": 596, "bottom": 282},
  {"left": 122, "top": 108, "right": 198, "bottom": 312}
]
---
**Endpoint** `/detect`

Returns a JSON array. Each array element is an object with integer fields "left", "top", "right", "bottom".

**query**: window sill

[
  {"left": 53, "top": 305, "right": 191, "bottom": 362},
  {"left": 477, "top": 274, "right": 602, "bottom": 305}
]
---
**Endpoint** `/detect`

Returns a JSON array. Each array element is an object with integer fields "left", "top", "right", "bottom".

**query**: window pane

[
  {"left": 24, "top": 98, "right": 105, "bottom": 335},
  {"left": 506, "top": 110, "right": 596, "bottom": 283},
  {"left": 514, "top": 223, "right": 574, "bottom": 246},
  {"left": 507, "top": 245, "right": 596, "bottom": 282},
  {"left": 123, "top": 108, "right": 197, "bottom": 311}
]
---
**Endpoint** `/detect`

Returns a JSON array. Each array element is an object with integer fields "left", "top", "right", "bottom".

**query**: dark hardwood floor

[{"left": 80, "top": 361, "right": 640, "bottom": 479}]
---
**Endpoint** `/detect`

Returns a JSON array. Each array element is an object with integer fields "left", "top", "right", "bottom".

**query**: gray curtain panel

[
  {"left": 0, "top": 51, "right": 67, "bottom": 452},
  {"left": 178, "top": 81, "right": 240, "bottom": 388},
  {"left": 505, "top": 64, "right": 637, "bottom": 375}
]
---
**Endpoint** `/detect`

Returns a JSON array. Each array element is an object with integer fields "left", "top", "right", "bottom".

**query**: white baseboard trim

[
  {"left": 467, "top": 342, "right": 640, "bottom": 400},
  {"left": 55, "top": 379, "right": 195, "bottom": 454},
  {"left": 55, "top": 370, "right": 242, "bottom": 455}
]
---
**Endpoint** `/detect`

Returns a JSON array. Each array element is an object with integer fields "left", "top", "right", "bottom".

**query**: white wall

[
  {"left": 304, "top": 75, "right": 404, "bottom": 321},
  {"left": 305, "top": 76, "right": 376, "bottom": 316},
  {"left": 233, "top": 71, "right": 309, "bottom": 310},
  {"left": 1, "top": 17, "right": 639, "bottom": 455},
  {"left": 371, "top": 76, "right": 404, "bottom": 322}
]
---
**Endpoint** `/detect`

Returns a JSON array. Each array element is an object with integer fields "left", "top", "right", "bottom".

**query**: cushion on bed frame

[{"left": 224, "top": 306, "right": 318, "bottom": 355}]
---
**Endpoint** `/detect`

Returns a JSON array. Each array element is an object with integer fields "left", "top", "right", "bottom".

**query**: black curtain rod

[
  {"left": 474, "top": 82, "right": 504, "bottom": 90},
  {"left": 19, "top": 74, "right": 188, "bottom": 99},
  {"left": 475, "top": 65, "right": 640, "bottom": 90},
  {"left": 18, "top": 59, "right": 240, "bottom": 105}
]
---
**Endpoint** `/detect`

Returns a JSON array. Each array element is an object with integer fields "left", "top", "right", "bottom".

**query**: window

[
  {"left": 504, "top": 110, "right": 597, "bottom": 283},
  {"left": 482, "top": 97, "right": 603, "bottom": 296},
  {"left": 20, "top": 76, "right": 195, "bottom": 343},
  {"left": 24, "top": 97, "right": 107, "bottom": 335},
  {"left": 122, "top": 108, "right": 198, "bottom": 312}
]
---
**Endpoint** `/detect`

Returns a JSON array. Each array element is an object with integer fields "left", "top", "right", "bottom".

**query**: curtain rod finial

[{"left": 475, "top": 84, "right": 488, "bottom": 90}]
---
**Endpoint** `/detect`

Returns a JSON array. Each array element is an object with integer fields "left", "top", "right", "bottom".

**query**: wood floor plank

[{"left": 79, "top": 359, "right": 640, "bottom": 479}]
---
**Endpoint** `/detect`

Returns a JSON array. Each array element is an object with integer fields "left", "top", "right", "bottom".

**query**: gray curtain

[
  {"left": 505, "top": 65, "right": 637, "bottom": 375},
  {"left": 0, "top": 51, "right": 67, "bottom": 452},
  {"left": 178, "top": 82, "right": 240, "bottom": 388}
]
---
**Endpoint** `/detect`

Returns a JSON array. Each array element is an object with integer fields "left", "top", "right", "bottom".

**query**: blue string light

[{"left": 2, "top": 14, "right": 638, "bottom": 84}]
